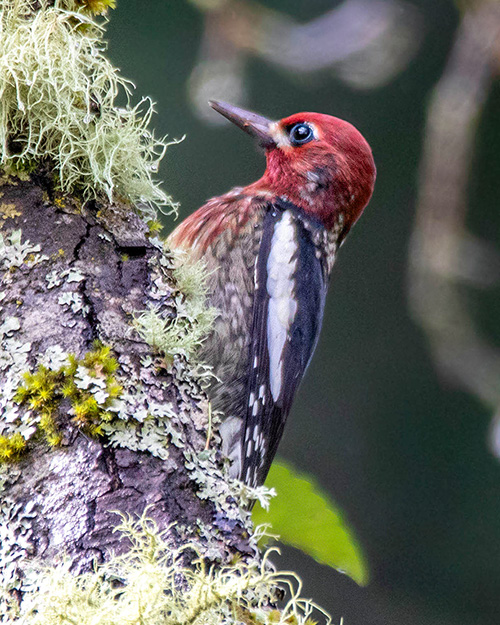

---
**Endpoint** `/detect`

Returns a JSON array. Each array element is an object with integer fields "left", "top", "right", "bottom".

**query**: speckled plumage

[{"left": 168, "top": 102, "right": 376, "bottom": 487}]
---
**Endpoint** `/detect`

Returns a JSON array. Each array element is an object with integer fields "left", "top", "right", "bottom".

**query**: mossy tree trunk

[
  {"left": 0, "top": 1, "right": 258, "bottom": 615},
  {"left": 0, "top": 173, "right": 254, "bottom": 606}
]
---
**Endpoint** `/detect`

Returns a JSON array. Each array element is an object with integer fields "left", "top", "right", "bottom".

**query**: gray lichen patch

[
  {"left": 0, "top": 229, "right": 48, "bottom": 276},
  {"left": 0, "top": 468, "right": 37, "bottom": 615}
]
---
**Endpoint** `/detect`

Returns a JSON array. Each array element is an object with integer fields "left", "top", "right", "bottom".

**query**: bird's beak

[{"left": 209, "top": 100, "right": 276, "bottom": 149}]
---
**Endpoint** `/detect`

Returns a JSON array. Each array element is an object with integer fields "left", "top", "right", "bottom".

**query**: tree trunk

[{"left": 0, "top": 173, "right": 254, "bottom": 605}]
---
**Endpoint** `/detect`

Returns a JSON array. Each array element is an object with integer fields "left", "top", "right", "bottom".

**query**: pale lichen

[
  {"left": 0, "top": 312, "right": 35, "bottom": 457},
  {"left": 0, "top": 226, "right": 254, "bottom": 532},
  {"left": 0, "top": 231, "right": 218, "bottom": 476},
  {"left": 0, "top": 230, "right": 48, "bottom": 277},
  {"left": 0, "top": 467, "right": 36, "bottom": 618},
  {"left": 4, "top": 513, "right": 330, "bottom": 625},
  {"left": 134, "top": 247, "right": 218, "bottom": 363},
  {"left": 0, "top": 0, "right": 177, "bottom": 219}
]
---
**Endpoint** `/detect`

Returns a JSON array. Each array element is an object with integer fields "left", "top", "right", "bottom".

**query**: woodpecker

[{"left": 168, "top": 101, "right": 376, "bottom": 487}]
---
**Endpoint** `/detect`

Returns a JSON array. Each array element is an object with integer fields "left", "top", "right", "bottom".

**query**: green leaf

[{"left": 252, "top": 459, "right": 369, "bottom": 585}]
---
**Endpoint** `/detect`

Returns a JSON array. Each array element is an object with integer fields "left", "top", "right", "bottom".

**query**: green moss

[
  {"left": 146, "top": 219, "right": 164, "bottom": 237},
  {"left": 73, "top": 0, "right": 117, "bottom": 15},
  {"left": 2, "top": 158, "right": 39, "bottom": 179},
  {"left": 10, "top": 342, "right": 122, "bottom": 461},
  {"left": 0, "top": 0, "right": 176, "bottom": 220},
  {"left": 0, "top": 432, "right": 27, "bottom": 462}
]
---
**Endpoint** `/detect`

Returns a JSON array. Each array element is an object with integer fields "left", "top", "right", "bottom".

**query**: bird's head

[{"left": 210, "top": 100, "right": 376, "bottom": 236}]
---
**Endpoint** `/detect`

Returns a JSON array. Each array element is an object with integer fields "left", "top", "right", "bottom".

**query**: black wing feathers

[{"left": 240, "top": 200, "right": 328, "bottom": 487}]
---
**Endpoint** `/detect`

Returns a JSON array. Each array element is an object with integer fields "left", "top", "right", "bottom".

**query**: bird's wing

[{"left": 240, "top": 201, "right": 329, "bottom": 487}]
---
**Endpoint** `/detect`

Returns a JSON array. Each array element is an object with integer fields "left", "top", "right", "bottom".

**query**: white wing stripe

[{"left": 266, "top": 210, "right": 298, "bottom": 402}]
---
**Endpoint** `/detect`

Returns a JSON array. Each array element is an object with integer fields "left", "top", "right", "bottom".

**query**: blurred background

[{"left": 106, "top": 1, "right": 500, "bottom": 623}]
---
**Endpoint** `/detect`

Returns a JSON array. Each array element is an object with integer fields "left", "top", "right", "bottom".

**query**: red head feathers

[{"left": 210, "top": 101, "right": 376, "bottom": 236}]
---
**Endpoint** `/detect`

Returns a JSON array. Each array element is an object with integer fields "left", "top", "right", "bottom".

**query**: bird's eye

[{"left": 288, "top": 123, "right": 314, "bottom": 146}]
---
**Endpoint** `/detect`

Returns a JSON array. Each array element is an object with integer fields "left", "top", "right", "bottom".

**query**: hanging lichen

[
  {"left": 3, "top": 513, "right": 329, "bottom": 625},
  {"left": 0, "top": 0, "right": 177, "bottom": 219}
]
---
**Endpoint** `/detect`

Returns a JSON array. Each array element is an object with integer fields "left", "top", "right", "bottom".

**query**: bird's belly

[
  {"left": 198, "top": 230, "right": 258, "bottom": 418},
  {"left": 199, "top": 296, "right": 252, "bottom": 419}
]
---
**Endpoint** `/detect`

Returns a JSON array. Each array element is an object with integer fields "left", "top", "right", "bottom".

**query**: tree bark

[{"left": 0, "top": 173, "right": 254, "bottom": 601}]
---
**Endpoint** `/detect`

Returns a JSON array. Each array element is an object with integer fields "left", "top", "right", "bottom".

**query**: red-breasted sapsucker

[{"left": 168, "top": 101, "right": 376, "bottom": 487}]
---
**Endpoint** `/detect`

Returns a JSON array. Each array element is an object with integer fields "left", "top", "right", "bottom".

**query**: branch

[{"left": 407, "top": 3, "right": 500, "bottom": 445}]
